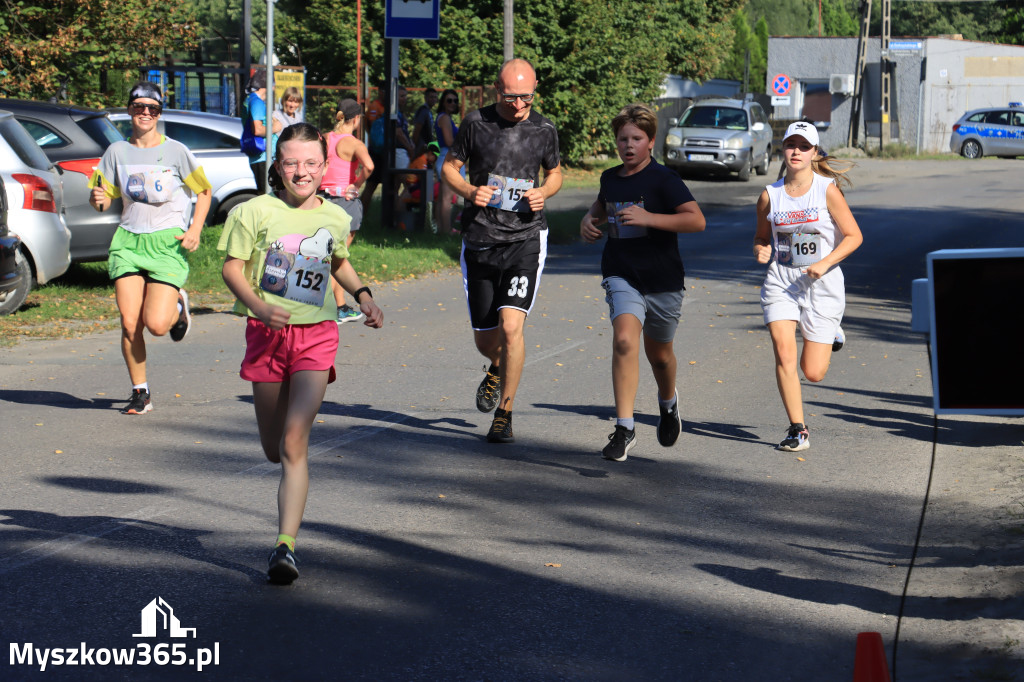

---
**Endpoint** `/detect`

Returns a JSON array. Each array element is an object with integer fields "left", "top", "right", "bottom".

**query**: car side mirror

[
  {"left": 668, "top": 117, "right": 678, "bottom": 127},
  {"left": 752, "top": 122, "right": 765, "bottom": 131}
]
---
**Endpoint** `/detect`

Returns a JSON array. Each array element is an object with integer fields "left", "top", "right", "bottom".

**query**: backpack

[{"left": 370, "top": 117, "right": 385, "bottom": 149}]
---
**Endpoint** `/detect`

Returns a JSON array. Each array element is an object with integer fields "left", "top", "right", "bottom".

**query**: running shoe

[
  {"left": 486, "top": 409, "right": 514, "bottom": 443},
  {"left": 121, "top": 388, "right": 152, "bottom": 415},
  {"left": 832, "top": 326, "right": 845, "bottom": 353},
  {"left": 777, "top": 423, "right": 810, "bottom": 452},
  {"left": 656, "top": 391, "right": 681, "bottom": 447},
  {"left": 267, "top": 544, "right": 299, "bottom": 585},
  {"left": 169, "top": 289, "right": 191, "bottom": 342},
  {"left": 602, "top": 425, "right": 636, "bottom": 462},
  {"left": 336, "top": 304, "right": 366, "bottom": 325},
  {"left": 475, "top": 365, "right": 501, "bottom": 413}
]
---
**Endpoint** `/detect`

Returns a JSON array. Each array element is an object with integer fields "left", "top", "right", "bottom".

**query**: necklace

[{"left": 785, "top": 177, "right": 811, "bottom": 194}]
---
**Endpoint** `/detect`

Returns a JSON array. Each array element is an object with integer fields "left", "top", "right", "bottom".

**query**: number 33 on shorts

[{"left": 505, "top": 275, "right": 530, "bottom": 300}]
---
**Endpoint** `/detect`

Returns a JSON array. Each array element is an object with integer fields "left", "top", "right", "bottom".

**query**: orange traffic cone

[{"left": 853, "top": 632, "right": 891, "bottom": 682}]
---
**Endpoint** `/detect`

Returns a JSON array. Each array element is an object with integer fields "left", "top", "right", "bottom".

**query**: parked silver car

[
  {"left": 0, "top": 99, "right": 124, "bottom": 262},
  {"left": 0, "top": 110, "right": 71, "bottom": 314},
  {"left": 949, "top": 102, "right": 1024, "bottom": 159},
  {"left": 663, "top": 97, "right": 772, "bottom": 181},
  {"left": 108, "top": 109, "right": 258, "bottom": 221}
]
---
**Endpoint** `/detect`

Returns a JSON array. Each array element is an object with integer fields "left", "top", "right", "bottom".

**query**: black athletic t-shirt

[
  {"left": 597, "top": 160, "right": 696, "bottom": 293},
  {"left": 450, "top": 104, "right": 560, "bottom": 245}
]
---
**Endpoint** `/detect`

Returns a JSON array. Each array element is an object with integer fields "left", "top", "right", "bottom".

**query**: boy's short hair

[{"left": 612, "top": 104, "right": 657, "bottom": 140}]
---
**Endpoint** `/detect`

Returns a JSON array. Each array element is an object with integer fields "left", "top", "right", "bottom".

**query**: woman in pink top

[{"left": 323, "top": 99, "right": 375, "bottom": 323}]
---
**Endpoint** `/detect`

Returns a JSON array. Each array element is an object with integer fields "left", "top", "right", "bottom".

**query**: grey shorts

[
  {"left": 326, "top": 196, "right": 364, "bottom": 232},
  {"left": 601, "top": 276, "right": 683, "bottom": 344}
]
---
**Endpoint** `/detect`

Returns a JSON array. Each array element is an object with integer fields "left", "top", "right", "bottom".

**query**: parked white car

[
  {"left": 663, "top": 97, "right": 773, "bottom": 181},
  {"left": 0, "top": 110, "right": 71, "bottom": 315}
]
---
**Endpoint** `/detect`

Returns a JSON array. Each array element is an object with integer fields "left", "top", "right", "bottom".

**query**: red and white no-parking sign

[{"left": 772, "top": 74, "right": 791, "bottom": 96}]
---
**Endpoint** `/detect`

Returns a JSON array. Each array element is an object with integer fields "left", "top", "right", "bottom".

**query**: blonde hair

[
  {"left": 812, "top": 153, "right": 854, "bottom": 193},
  {"left": 611, "top": 103, "right": 657, "bottom": 140}
]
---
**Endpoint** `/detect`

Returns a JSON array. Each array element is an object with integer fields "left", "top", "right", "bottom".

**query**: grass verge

[{"left": 0, "top": 195, "right": 588, "bottom": 345}]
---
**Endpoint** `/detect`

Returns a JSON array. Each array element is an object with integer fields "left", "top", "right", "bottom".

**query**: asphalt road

[{"left": 1, "top": 158, "right": 1022, "bottom": 681}]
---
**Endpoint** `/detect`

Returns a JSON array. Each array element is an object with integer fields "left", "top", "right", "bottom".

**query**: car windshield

[{"left": 680, "top": 106, "right": 748, "bottom": 130}]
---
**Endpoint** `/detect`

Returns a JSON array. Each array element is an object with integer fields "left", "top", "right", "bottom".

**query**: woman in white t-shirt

[{"left": 752, "top": 121, "right": 863, "bottom": 453}]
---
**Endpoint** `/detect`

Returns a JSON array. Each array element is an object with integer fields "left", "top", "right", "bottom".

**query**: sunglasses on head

[{"left": 128, "top": 102, "right": 162, "bottom": 116}]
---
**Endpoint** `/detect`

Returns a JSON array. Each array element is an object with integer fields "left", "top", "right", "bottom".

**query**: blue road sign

[{"left": 386, "top": 0, "right": 440, "bottom": 40}]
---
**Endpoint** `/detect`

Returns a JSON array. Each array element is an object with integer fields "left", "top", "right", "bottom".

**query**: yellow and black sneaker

[
  {"left": 475, "top": 364, "right": 501, "bottom": 413},
  {"left": 267, "top": 544, "right": 299, "bottom": 585},
  {"left": 486, "top": 408, "right": 514, "bottom": 443}
]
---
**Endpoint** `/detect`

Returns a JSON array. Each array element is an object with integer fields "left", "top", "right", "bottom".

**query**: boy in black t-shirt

[{"left": 580, "top": 104, "right": 706, "bottom": 461}]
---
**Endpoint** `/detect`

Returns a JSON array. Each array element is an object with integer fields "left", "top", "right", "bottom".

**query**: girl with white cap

[{"left": 752, "top": 121, "right": 863, "bottom": 452}]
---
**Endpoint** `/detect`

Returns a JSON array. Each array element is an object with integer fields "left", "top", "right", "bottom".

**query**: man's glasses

[
  {"left": 128, "top": 103, "right": 162, "bottom": 116},
  {"left": 280, "top": 159, "right": 325, "bottom": 174},
  {"left": 499, "top": 92, "right": 534, "bottom": 105}
]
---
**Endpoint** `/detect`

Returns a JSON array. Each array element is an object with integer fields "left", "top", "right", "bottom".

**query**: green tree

[
  {"left": 0, "top": 0, "right": 198, "bottom": 106},
  {"left": 195, "top": 0, "right": 747, "bottom": 164},
  {"left": 746, "top": 0, "right": 814, "bottom": 35},
  {"left": 718, "top": 9, "right": 767, "bottom": 90},
  {"left": 821, "top": 0, "right": 858, "bottom": 36}
]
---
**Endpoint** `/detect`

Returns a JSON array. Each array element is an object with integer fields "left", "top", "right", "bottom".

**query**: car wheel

[
  {"left": 961, "top": 140, "right": 982, "bottom": 159},
  {"left": 737, "top": 154, "right": 752, "bottom": 182},
  {"left": 0, "top": 252, "right": 32, "bottom": 316},
  {"left": 755, "top": 147, "right": 770, "bottom": 176},
  {"left": 216, "top": 192, "right": 259, "bottom": 222}
]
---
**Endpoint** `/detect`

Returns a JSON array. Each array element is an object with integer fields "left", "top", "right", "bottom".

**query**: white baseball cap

[{"left": 783, "top": 121, "right": 819, "bottom": 147}]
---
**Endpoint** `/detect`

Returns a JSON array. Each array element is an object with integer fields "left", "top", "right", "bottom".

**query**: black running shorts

[{"left": 460, "top": 231, "right": 547, "bottom": 330}]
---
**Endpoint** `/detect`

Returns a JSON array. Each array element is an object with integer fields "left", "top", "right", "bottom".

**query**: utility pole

[
  {"left": 847, "top": 0, "right": 872, "bottom": 148},
  {"left": 503, "top": 0, "right": 514, "bottom": 61},
  {"left": 880, "top": 0, "right": 892, "bottom": 148}
]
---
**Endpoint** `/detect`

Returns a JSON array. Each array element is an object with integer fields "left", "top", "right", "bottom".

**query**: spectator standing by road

[
  {"left": 579, "top": 104, "right": 706, "bottom": 462},
  {"left": 273, "top": 87, "right": 304, "bottom": 129},
  {"left": 753, "top": 121, "right": 862, "bottom": 452},
  {"left": 412, "top": 87, "right": 438, "bottom": 156},
  {"left": 321, "top": 99, "right": 375, "bottom": 325},
  {"left": 88, "top": 81, "right": 213, "bottom": 415},
  {"left": 441, "top": 59, "right": 562, "bottom": 443},
  {"left": 218, "top": 123, "right": 383, "bottom": 585},
  {"left": 434, "top": 88, "right": 462, "bottom": 234},
  {"left": 241, "top": 70, "right": 282, "bottom": 194}
]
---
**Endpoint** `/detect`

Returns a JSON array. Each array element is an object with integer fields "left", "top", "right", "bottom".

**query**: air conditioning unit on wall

[{"left": 829, "top": 74, "right": 855, "bottom": 95}]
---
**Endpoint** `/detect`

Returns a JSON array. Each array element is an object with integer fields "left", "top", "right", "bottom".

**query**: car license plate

[{"left": 688, "top": 153, "right": 714, "bottom": 161}]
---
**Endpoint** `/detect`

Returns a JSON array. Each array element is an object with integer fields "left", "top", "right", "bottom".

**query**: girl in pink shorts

[{"left": 219, "top": 123, "right": 383, "bottom": 585}]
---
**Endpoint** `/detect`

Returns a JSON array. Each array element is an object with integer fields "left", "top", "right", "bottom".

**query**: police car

[{"left": 949, "top": 102, "right": 1024, "bottom": 159}]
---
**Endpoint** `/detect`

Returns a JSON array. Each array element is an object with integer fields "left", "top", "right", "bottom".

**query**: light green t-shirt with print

[{"left": 218, "top": 194, "right": 351, "bottom": 325}]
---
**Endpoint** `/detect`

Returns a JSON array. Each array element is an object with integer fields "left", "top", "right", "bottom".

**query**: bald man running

[{"left": 442, "top": 58, "right": 563, "bottom": 443}]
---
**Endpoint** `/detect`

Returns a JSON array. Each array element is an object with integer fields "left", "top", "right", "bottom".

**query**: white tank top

[{"left": 765, "top": 174, "right": 837, "bottom": 268}]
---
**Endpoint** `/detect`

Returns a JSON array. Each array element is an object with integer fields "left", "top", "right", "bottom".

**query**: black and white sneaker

[
  {"left": 832, "top": 326, "right": 845, "bottom": 352},
  {"left": 169, "top": 289, "right": 191, "bottom": 342},
  {"left": 656, "top": 391, "right": 681, "bottom": 447},
  {"left": 121, "top": 388, "right": 152, "bottom": 415},
  {"left": 475, "top": 365, "right": 501, "bottom": 413},
  {"left": 486, "top": 408, "right": 514, "bottom": 443},
  {"left": 777, "top": 423, "right": 810, "bottom": 452},
  {"left": 602, "top": 425, "right": 636, "bottom": 462},
  {"left": 267, "top": 544, "right": 299, "bottom": 585}
]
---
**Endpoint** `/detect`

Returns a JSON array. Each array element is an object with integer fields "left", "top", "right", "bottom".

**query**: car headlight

[
  {"left": 724, "top": 136, "right": 746, "bottom": 150},
  {"left": 666, "top": 133, "right": 682, "bottom": 147}
]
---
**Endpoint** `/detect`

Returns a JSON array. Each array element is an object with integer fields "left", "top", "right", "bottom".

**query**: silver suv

[{"left": 663, "top": 97, "right": 772, "bottom": 181}]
